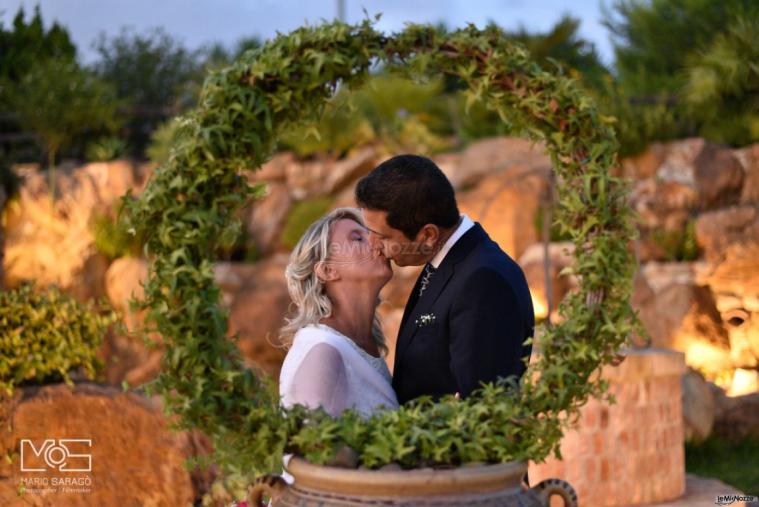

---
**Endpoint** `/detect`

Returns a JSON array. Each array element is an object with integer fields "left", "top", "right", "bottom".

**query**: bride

[{"left": 278, "top": 207, "right": 399, "bottom": 419}]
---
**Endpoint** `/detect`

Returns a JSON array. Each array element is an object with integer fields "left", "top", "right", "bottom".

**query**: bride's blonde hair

[{"left": 279, "top": 207, "right": 387, "bottom": 353}]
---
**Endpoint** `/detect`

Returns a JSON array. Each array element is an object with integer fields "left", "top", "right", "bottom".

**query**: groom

[{"left": 356, "top": 154, "right": 534, "bottom": 404}]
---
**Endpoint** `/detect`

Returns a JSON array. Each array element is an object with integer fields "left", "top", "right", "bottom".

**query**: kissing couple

[{"left": 278, "top": 154, "right": 535, "bottom": 433}]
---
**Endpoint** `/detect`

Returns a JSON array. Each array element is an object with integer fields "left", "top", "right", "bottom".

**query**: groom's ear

[
  {"left": 315, "top": 261, "right": 340, "bottom": 282},
  {"left": 417, "top": 224, "right": 441, "bottom": 246},
  {"left": 415, "top": 224, "right": 441, "bottom": 257}
]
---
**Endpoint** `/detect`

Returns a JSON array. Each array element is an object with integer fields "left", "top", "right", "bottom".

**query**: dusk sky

[{"left": 1, "top": 0, "right": 616, "bottom": 66}]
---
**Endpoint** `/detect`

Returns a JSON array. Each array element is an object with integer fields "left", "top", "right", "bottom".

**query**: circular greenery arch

[{"left": 124, "top": 20, "right": 639, "bottom": 477}]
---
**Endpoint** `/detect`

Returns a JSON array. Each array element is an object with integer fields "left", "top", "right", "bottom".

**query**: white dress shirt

[{"left": 429, "top": 214, "right": 475, "bottom": 269}]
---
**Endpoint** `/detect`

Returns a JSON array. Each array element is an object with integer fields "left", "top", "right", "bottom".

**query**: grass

[{"left": 685, "top": 435, "right": 759, "bottom": 496}]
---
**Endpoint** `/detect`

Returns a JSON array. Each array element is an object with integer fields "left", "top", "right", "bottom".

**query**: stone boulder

[
  {"left": 634, "top": 270, "right": 731, "bottom": 380},
  {"left": 245, "top": 181, "right": 293, "bottom": 255},
  {"left": 711, "top": 390, "right": 759, "bottom": 442},
  {"left": 681, "top": 368, "right": 715, "bottom": 442},
  {"left": 322, "top": 146, "right": 378, "bottom": 195},
  {"left": 657, "top": 138, "right": 744, "bottom": 209},
  {"left": 284, "top": 157, "right": 331, "bottom": 200},
  {"left": 629, "top": 178, "right": 698, "bottom": 231},
  {"left": 733, "top": 142, "right": 759, "bottom": 204},
  {"left": 224, "top": 255, "right": 290, "bottom": 376},
  {"left": 458, "top": 164, "right": 549, "bottom": 260},
  {"left": 0, "top": 383, "right": 212, "bottom": 506},
  {"left": 3, "top": 160, "right": 146, "bottom": 301},
  {"left": 695, "top": 205, "right": 759, "bottom": 262},
  {"left": 102, "top": 257, "right": 290, "bottom": 384},
  {"left": 246, "top": 152, "right": 293, "bottom": 182},
  {"left": 446, "top": 137, "right": 551, "bottom": 189},
  {"left": 619, "top": 142, "right": 667, "bottom": 180},
  {"left": 101, "top": 258, "right": 160, "bottom": 386}
]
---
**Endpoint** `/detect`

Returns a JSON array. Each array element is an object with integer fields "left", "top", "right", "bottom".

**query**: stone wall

[{"left": 529, "top": 348, "right": 686, "bottom": 507}]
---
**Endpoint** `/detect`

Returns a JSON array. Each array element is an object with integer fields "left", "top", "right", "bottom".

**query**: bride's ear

[{"left": 315, "top": 261, "right": 340, "bottom": 283}]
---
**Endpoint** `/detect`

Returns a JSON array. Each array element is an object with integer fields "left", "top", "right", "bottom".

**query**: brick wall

[{"left": 528, "top": 348, "right": 686, "bottom": 506}]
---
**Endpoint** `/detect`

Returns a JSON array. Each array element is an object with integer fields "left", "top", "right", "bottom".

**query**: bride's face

[{"left": 322, "top": 218, "right": 392, "bottom": 286}]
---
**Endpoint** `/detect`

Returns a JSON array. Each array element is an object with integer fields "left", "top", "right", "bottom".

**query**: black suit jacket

[{"left": 392, "top": 222, "right": 534, "bottom": 404}]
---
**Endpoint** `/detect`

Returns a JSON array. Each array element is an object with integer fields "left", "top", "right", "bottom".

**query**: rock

[
  {"left": 432, "top": 152, "right": 462, "bottom": 186},
  {"left": 629, "top": 178, "right": 698, "bottom": 231},
  {"left": 246, "top": 181, "right": 293, "bottom": 255},
  {"left": 720, "top": 307, "right": 759, "bottom": 370},
  {"left": 102, "top": 257, "right": 290, "bottom": 384},
  {"left": 696, "top": 242, "right": 759, "bottom": 299},
  {"left": 681, "top": 368, "right": 715, "bottom": 442},
  {"left": 733, "top": 142, "right": 759, "bottom": 204},
  {"left": 635, "top": 280, "right": 731, "bottom": 380},
  {"left": 0, "top": 383, "right": 213, "bottom": 505},
  {"left": 285, "top": 157, "right": 331, "bottom": 200},
  {"left": 727, "top": 368, "right": 759, "bottom": 397},
  {"left": 657, "top": 138, "right": 744, "bottom": 209},
  {"left": 517, "top": 242, "right": 577, "bottom": 321},
  {"left": 641, "top": 262, "right": 696, "bottom": 294},
  {"left": 102, "top": 258, "right": 160, "bottom": 386},
  {"left": 712, "top": 391, "right": 759, "bottom": 442},
  {"left": 458, "top": 164, "right": 549, "bottom": 260},
  {"left": 80, "top": 160, "right": 136, "bottom": 206},
  {"left": 620, "top": 142, "right": 667, "bottom": 180},
  {"left": 449, "top": 137, "right": 551, "bottom": 189},
  {"left": 226, "top": 255, "right": 290, "bottom": 376},
  {"left": 3, "top": 160, "right": 145, "bottom": 300},
  {"left": 695, "top": 205, "right": 759, "bottom": 261},
  {"left": 105, "top": 257, "right": 148, "bottom": 314},
  {"left": 247, "top": 152, "right": 294, "bottom": 182},
  {"left": 692, "top": 144, "right": 744, "bottom": 208},
  {"left": 322, "top": 146, "right": 378, "bottom": 195}
]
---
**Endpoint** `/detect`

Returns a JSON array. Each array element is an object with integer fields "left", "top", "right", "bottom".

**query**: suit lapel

[{"left": 394, "top": 223, "right": 489, "bottom": 366}]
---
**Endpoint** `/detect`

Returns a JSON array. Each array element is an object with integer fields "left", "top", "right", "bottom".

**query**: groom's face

[{"left": 361, "top": 208, "right": 436, "bottom": 267}]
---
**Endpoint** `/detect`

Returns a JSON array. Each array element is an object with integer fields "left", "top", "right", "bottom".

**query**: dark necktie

[{"left": 418, "top": 263, "right": 437, "bottom": 298}]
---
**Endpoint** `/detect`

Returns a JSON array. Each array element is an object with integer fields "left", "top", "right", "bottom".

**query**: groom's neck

[{"left": 428, "top": 216, "right": 462, "bottom": 260}]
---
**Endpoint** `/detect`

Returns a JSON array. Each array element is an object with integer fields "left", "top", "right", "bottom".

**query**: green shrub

[
  {"left": 85, "top": 136, "right": 127, "bottom": 162},
  {"left": 280, "top": 197, "right": 334, "bottom": 249},
  {"left": 90, "top": 211, "right": 143, "bottom": 260},
  {"left": 534, "top": 204, "right": 573, "bottom": 243},
  {"left": 686, "top": 435, "right": 759, "bottom": 496},
  {"left": 650, "top": 220, "right": 699, "bottom": 261},
  {"left": 146, "top": 117, "right": 182, "bottom": 165},
  {"left": 0, "top": 283, "right": 117, "bottom": 395}
]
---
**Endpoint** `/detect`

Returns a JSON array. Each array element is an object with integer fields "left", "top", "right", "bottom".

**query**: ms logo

[{"left": 20, "top": 439, "right": 92, "bottom": 472}]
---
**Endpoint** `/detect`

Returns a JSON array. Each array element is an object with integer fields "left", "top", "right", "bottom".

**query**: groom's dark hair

[{"left": 355, "top": 154, "right": 459, "bottom": 239}]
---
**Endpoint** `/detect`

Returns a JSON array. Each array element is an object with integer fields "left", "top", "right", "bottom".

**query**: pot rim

[{"left": 286, "top": 457, "right": 527, "bottom": 497}]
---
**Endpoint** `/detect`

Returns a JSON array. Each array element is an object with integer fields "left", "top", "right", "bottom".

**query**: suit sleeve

[{"left": 449, "top": 267, "right": 529, "bottom": 397}]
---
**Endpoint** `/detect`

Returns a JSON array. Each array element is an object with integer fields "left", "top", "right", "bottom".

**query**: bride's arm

[{"left": 290, "top": 343, "right": 348, "bottom": 417}]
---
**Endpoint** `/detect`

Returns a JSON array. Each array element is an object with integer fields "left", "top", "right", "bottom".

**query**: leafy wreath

[{"left": 123, "top": 19, "right": 639, "bottom": 477}]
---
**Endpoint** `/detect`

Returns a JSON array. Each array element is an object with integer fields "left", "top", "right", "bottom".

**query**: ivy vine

[{"left": 122, "top": 19, "right": 640, "bottom": 477}]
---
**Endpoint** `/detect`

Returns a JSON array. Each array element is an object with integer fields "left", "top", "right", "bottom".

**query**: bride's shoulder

[{"left": 291, "top": 323, "right": 342, "bottom": 349}]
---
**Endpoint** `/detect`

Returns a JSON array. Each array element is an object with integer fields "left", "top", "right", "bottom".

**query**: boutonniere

[{"left": 415, "top": 313, "right": 436, "bottom": 327}]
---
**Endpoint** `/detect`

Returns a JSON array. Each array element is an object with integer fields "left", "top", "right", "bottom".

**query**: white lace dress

[{"left": 279, "top": 324, "right": 398, "bottom": 483}]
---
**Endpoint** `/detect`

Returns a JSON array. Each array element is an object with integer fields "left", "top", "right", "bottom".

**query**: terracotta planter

[{"left": 250, "top": 457, "right": 577, "bottom": 506}]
